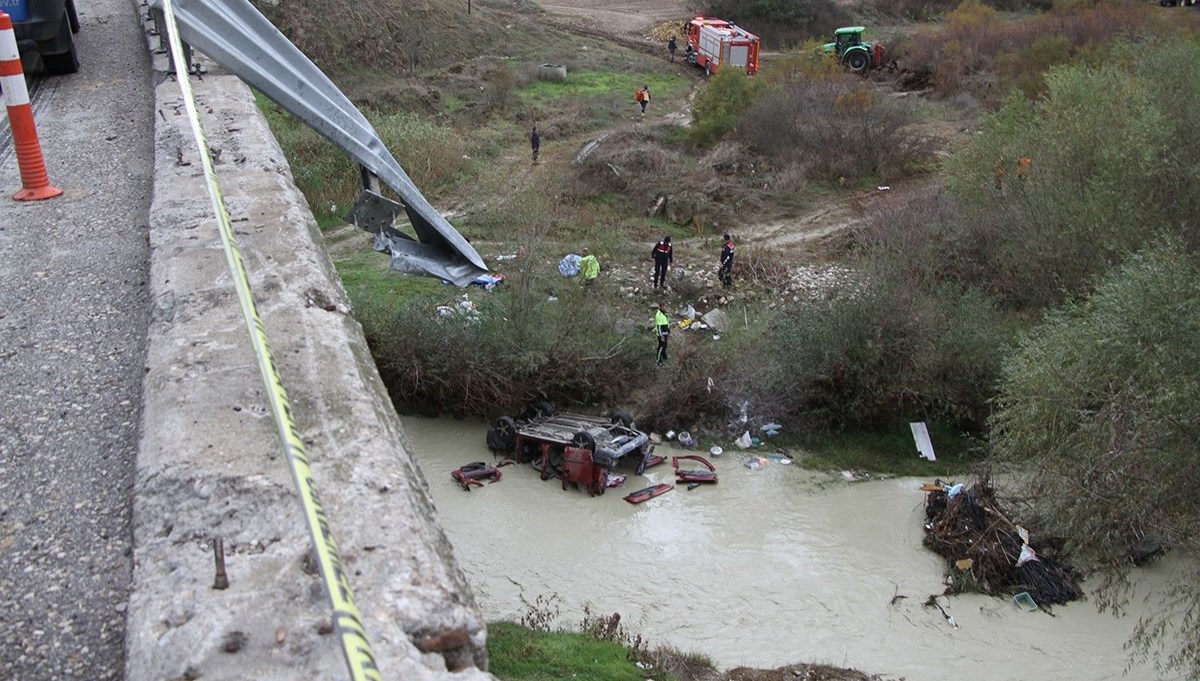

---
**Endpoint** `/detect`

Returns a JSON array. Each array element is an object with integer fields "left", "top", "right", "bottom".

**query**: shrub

[
  {"left": 989, "top": 242, "right": 1200, "bottom": 680},
  {"left": 738, "top": 79, "right": 929, "bottom": 184},
  {"left": 943, "top": 47, "right": 1200, "bottom": 306},
  {"left": 689, "top": 68, "right": 770, "bottom": 146},
  {"left": 893, "top": 3, "right": 1199, "bottom": 102},
  {"left": 763, "top": 270, "right": 1007, "bottom": 432},
  {"left": 362, "top": 278, "right": 651, "bottom": 417}
]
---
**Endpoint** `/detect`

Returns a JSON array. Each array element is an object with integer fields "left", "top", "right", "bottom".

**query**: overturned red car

[{"left": 486, "top": 403, "right": 657, "bottom": 496}]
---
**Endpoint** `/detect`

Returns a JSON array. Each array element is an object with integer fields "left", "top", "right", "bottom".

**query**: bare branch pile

[{"left": 923, "top": 480, "right": 1083, "bottom": 607}]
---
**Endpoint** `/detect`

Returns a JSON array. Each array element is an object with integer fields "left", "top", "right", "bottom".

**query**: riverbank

[{"left": 402, "top": 415, "right": 1170, "bottom": 681}]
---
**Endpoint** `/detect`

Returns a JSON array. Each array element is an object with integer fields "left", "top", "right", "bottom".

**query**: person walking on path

[
  {"left": 651, "top": 235, "right": 673, "bottom": 289},
  {"left": 668, "top": 36, "right": 678, "bottom": 62},
  {"left": 635, "top": 85, "right": 651, "bottom": 118},
  {"left": 655, "top": 303, "right": 670, "bottom": 364},
  {"left": 530, "top": 126, "right": 541, "bottom": 165},
  {"left": 718, "top": 233, "right": 735, "bottom": 288}
]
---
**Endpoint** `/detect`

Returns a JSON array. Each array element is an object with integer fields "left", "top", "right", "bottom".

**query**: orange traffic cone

[{"left": 1, "top": 11, "right": 63, "bottom": 201}]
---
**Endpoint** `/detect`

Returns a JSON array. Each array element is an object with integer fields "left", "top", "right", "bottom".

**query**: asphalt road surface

[{"left": 0, "top": 0, "right": 153, "bottom": 677}]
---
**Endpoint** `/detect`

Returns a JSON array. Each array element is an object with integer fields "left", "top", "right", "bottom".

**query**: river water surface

[{"left": 403, "top": 416, "right": 1179, "bottom": 681}]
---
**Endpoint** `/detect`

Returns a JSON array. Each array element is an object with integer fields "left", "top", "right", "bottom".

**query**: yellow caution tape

[{"left": 158, "top": 3, "right": 381, "bottom": 679}]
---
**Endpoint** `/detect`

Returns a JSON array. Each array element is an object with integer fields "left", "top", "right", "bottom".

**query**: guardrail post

[{"left": 0, "top": 11, "right": 63, "bottom": 201}]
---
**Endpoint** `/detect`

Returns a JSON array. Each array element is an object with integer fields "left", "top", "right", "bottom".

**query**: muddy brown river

[{"left": 403, "top": 417, "right": 1179, "bottom": 680}]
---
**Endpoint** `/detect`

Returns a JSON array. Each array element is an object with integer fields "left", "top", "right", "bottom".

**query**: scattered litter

[
  {"left": 1017, "top": 544, "right": 1039, "bottom": 567},
  {"left": 451, "top": 462, "right": 503, "bottom": 491},
  {"left": 709, "top": 445, "right": 723, "bottom": 457},
  {"left": 686, "top": 482, "right": 702, "bottom": 491},
  {"left": 955, "top": 558, "right": 974, "bottom": 570},
  {"left": 743, "top": 456, "right": 769, "bottom": 470},
  {"left": 712, "top": 334, "right": 721, "bottom": 341},
  {"left": 946, "top": 483, "right": 964, "bottom": 499},
  {"left": 761, "top": 423, "right": 782, "bottom": 437},
  {"left": 1013, "top": 592, "right": 1039, "bottom": 612},
  {"left": 923, "top": 595, "right": 958, "bottom": 629},
  {"left": 924, "top": 480, "right": 1082, "bottom": 606},
  {"left": 649, "top": 432, "right": 663, "bottom": 444},
  {"left": 558, "top": 253, "right": 582, "bottom": 277},
  {"left": 606, "top": 474, "right": 626, "bottom": 488},
  {"left": 673, "top": 455, "right": 718, "bottom": 484},
  {"left": 665, "top": 430, "right": 676, "bottom": 441},
  {"left": 701, "top": 308, "right": 730, "bottom": 333},
  {"left": 495, "top": 253, "right": 518, "bottom": 261},
  {"left": 734, "top": 431, "right": 753, "bottom": 449},
  {"left": 877, "top": 185, "right": 891, "bottom": 191},
  {"left": 642, "top": 453, "right": 666, "bottom": 469},
  {"left": 677, "top": 431, "right": 695, "bottom": 449},
  {"left": 909, "top": 422, "right": 937, "bottom": 461},
  {"left": 467, "top": 273, "right": 506, "bottom": 290},
  {"left": 624, "top": 483, "right": 673, "bottom": 504},
  {"left": 680, "top": 304, "right": 696, "bottom": 320},
  {"left": 841, "top": 470, "right": 855, "bottom": 481},
  {"left": 547, "top": 296, "right": 558, "bottom": 302},
  {"left": 437, "top": 295, "right": 479, "bottom": 320}
]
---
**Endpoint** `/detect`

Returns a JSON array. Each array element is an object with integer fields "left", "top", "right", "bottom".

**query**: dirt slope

[{"left": 537, "top": 0, "right": 689, "bottom": 34}]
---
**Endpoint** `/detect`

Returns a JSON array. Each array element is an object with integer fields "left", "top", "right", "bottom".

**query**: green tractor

[{"left": 823, "top": 26, "right": 884, "bottom": 73}]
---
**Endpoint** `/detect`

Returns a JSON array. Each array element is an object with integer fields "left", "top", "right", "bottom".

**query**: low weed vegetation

[{"left": 893, "top": 2, "right": 1200, "bottom": 102}]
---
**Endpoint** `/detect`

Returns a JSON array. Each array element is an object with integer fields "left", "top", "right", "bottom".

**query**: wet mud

[{"left": 403, "top": 416, "right": 1176, "bottom": 680}]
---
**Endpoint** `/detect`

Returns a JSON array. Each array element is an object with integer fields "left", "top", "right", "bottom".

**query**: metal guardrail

[{"left": 148, "top": 0, "right": 488, "bottom": 286}]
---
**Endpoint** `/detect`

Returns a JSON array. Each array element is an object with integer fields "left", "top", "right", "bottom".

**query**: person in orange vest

[
  {"left": 651, "top": 235, "right": 673, "bottom": 289},
  {"left": 635, "top": 85, "right": 651, "bottom": 118},
  {"left": 1017, "top": 155, "right": 1032, "bottom": 181}
]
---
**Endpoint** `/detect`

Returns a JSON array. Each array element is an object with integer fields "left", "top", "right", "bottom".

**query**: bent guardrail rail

[{"left": 148, "top": 0, "right": 488, "bottom": 286}]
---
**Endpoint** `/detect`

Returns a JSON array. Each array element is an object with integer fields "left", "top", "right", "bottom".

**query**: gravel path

[{"left": 0, "top": 0, "right": 153, "bottom": 677}]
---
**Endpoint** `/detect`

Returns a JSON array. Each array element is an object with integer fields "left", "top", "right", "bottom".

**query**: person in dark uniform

[
  {"left": 530, "top": 126, "right": 540, "bottom": 165},
  {"left": 655, "top": 303, "right": 670, "bottom": 364},
  {"left": 651, "top": 235, "right": 673, "bottom": 289},
  {"left": 719, "top": 233, "right": 735, "bottom": 288},
  {"left": 668, "top": 36, "right": 678, "bottom": 62}
]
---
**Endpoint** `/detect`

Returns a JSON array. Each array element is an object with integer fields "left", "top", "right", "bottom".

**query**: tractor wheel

[
  {"left": 491, "top": 416, "right": 517, "bottom": 453},
  {"left": 845, "top": 51, "right": 868, "bottom": 73},
  {"left": 610, "top": 411, "right": 635, "bottom": 429}
]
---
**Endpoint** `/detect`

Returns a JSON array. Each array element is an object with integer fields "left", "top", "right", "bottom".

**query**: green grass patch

[
  {"left": 487, "top": 622, "right": 646, "bottom": 681},
  {"left": 334, "top": 250, "right": 445, "bottom": 302},
  {"left": 800, "top": 422, "right": 984, "bottom": 476},
  {"left": 518, "top": 71, "right": 690, "bottom": 106}
]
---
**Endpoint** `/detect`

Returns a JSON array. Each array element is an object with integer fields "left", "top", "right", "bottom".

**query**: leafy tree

[
  {"left": 990, "top": 242, "right": 1200, "bottom": 679},
  {"left": 689, "top": 68, "right": 768, "bottom": 146},
  {"left": 943, "top": 38, "right": 1200, "bottom": 307}
]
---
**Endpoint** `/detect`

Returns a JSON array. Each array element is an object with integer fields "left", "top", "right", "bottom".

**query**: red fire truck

[{"left": 684, "top": 16, "right": 760, "bottom": 76}]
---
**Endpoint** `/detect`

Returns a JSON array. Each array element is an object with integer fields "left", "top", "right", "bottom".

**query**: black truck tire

[{"left": 42, "top": 14, "right": 79, "bottom": 75}]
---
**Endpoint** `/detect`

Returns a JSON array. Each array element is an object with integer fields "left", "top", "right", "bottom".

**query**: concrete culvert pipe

[{"left": 537, "top": 63, "right": 567, "bottom": 81}]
